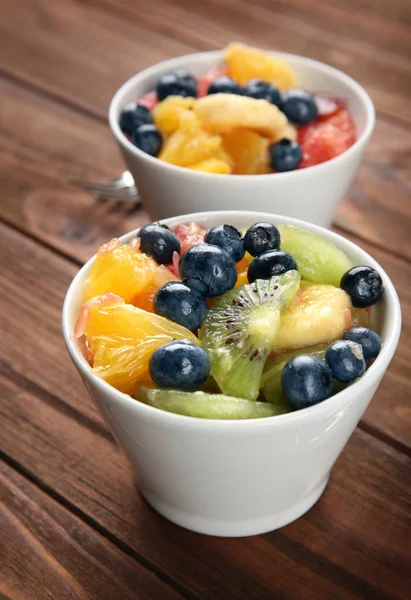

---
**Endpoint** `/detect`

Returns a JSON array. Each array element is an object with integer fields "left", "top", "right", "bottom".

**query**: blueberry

[
  {"left": 173, "top": 68, "right": 197, "bottom": 86},
  {"left": 178, "top": 243, "right": 237, "bottom": 297},
  {"left": 325, "top": 340, "right": 366, "bottom": 383},
  {"left": 207, "top": 76, "right": 243, "bottom": 95},
  {"left": 154, "top": 281, "right": 208, "bottom": 331},
  {"left": 149, "top": 340, "right": 210, "bottom": 392},
  {"left": 156, "top": 71, "right": 197, "bottom": 101},
  {"left": 119, "top": 103, "right": 153, "bottom": 136},
  {"left": 269, "top": 139, "right": 302, "bottom": 172},
  {"left": 137, "top": 223, "right": 180, "bottom": 265},
  {"left": 243, "top": 222, "right": 281, "bottom": 257},
  {"left": 344, "top": 327, "right": 382, "bottom": 360},
  {"left": 340, "top": 266, "right": 384, "bottom": 308},
  {"left": 132, "top": 124, "right": 162, "bottom": 156},
  {"left": 248, "top": 250, "right": 297, "bottom": 283},
  {"left": 281, "top": 355, "right": 333, "bottom": 410},
  {"left": 282, "top": 90, "right": 318, "bottom": 125},
  {"left": 243, "top": 79, "right": 282, "bottom": 107},
  {"left": 204, "top": 225, "right": 244, "bottom": 263}
]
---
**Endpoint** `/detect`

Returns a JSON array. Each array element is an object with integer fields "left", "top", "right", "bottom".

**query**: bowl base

[{"left": 140, "top": 476, "right": 329, "bottom": 537}]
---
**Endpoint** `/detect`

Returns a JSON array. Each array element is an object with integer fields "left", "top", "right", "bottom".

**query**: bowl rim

[
  {"left": 108, "top": 49, "right": 375, "bottom": 181},
  {"left": 62, "top": 210, "right": 401, "bottom": 431}
]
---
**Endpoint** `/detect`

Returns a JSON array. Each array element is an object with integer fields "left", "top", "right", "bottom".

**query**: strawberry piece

[
  {"left": 167, "top": 251, "right": 180, "bottom": 276},
  {"left": 138, "top": 91, "right": 159, "bottom": 110},
  {"left": 198, "top": 65, "right": 228, "bottom": 97},
  {"left": 298, "top": 108, "right": 356, "bottom": 169},
  {"left": 174, "top": 222, "right": 207, "bottom": 254}
]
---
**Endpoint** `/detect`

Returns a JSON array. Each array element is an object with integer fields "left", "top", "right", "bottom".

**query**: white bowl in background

[
  {"left": 109, "top": 51, "right": 375, "bottom": 228},
  {"left": 62, "top": 211, "right": 400, "bottom": 537}
]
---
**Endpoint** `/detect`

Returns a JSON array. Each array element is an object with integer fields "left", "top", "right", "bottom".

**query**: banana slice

[
  {"left": 275, "top": 282, "right": 352, "bottom": 351},
  {"left": 270, "top": 122, "right": 298, "bottom": 143},
  {"left": 194, "top": 93, "right": 287, "bottom": 138}
]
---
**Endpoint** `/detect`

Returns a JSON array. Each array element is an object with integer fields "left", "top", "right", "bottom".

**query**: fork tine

[
  {"left": 72, "top": 179, "right": 126, "bottom": 193},
  {"left": 71, "top": 171, "right": 139, "bottom": 203},
  {"left": 94, "top": 187, "right": 140, "bottom": 203}
]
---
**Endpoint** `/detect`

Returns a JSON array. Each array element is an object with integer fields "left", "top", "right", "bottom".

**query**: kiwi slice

[
  {"left": 278, "top": 224, "right": 353, "bottom": 287},
  {"left": 261, "top": 343, "right": 329, "bottom": 404},
  {"left": 136, "top": 385, "right": 288, "bottom": 419},
  {"left": 199, "top": 270, "right": 301, "bottom": 401}
]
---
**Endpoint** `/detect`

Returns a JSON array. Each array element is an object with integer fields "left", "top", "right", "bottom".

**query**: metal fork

[{"left": 71, "top": 170, "right": 140, "bottom": 204}]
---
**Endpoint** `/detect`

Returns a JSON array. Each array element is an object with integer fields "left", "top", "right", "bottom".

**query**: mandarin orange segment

[
  {"left": 222, "top": 129, "right": 271, "bottom": 174},
  {"left": 235, "top": 270, "right": 249, "bottom": 287},
  {"left": 83, "top": 239, "right": 159, "bottom": 302},
  {"left": 224, "top": 42, "right": 299, "bottom": 90},
  {"left": 234, "top": 257, "right": 251, "bottom": 287},
  {"left": 132, "top": 291, "right": 156, "bottom": 313},
  {"left": 189, "top": 158, "right": 231, "bottom": 174},
  {"left": 158, "top": 111, "right": 229, "bottom": 167},
  {"left": 153, "top": 95, "right": 196, "bottom": 135},
  {"left": 80, "top": 298, "right": 198, "bottom": 394},
  {"left": 131, "top": 264, "right": 178, "bottom": 312}
]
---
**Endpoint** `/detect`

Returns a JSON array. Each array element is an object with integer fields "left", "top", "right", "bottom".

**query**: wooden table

[{"left": 1, "top": 1, "right": 410, "bottom": 598}]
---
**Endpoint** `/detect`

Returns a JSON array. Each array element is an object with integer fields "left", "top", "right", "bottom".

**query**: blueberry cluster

[
  {"left": 138, "top": 220, "right": 384, "bottom": 396},
  {"left": 119, "top": 66, "right": 321, "bottom": 170},
  {"left": 243, "top": 222, "right": 297, "bottom": 282},
  {"left": 119, "top": 103, "right": 163, "bottom": 156},
  {"left": 119, "top": 69, "right": 199, "bottom": 157},
  {"left": 281, "top": 326, "right": 382, "bottom": 411}
]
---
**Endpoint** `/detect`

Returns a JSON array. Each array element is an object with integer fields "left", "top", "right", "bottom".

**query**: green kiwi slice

[
  {"left": 278, "top": 224, "right": 353, "bottom": 287},
  {"left": 199, "top": 270, "right": 301, "bottom": 400},
  {"left": 136, "top": 385, "right": 289, "bottom": 419}
]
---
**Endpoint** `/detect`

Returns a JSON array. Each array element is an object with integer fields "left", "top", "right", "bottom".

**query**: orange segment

[
  {"left": 222, "top": 129, "right": 271, "bottom": 174},
  {"left": 189, "top": 158, "right": 231, "bottom": 174},
  {"left": 235, "top": 270, "right": 249, "bottom": 287},
  {"left": 153, "top": 95, "right": 196, "bottom": 135},
  {"left": 84, "top": 239, "right": 159, "bottom": 302},
  {"left": 132, "top": 264, "right": 178, "bottom": 312},
  {"left": 224, "top": 42, "right": 299, "bottom": 90},
  {"left": 79, "top": 297, "right": 198, "bottom": 394},
  {"left": 159, "top": 111, "right": 230, "bottom": 167}
]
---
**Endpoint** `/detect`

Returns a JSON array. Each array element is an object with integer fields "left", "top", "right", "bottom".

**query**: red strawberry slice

[
  {"left": 298, "top": 108, "right": 356, "bottom": 169},
  {"left": 138, "top": 91, "right": 158, "bottom": 110},
  {"left": 174, "top": 222, "right": 207, "bottom": 254}
]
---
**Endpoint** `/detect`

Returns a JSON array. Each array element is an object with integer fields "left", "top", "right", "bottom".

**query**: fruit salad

[
  {"left": 119, "top": 42, "right": 357, "bottom": 175},
  {"left": 73, "top": 220, "right": 384, "bottom": 419}
]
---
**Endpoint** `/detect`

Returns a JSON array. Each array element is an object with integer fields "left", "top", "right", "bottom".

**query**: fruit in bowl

[
  {"left": 73, "top": 218, "right": 384, "bottom": 418},
  {"left": 64, "top": 211, "right": 399, "bottom": 537},
  {"left": 118, "top": 42, "right": 357, "bottom": 175}
]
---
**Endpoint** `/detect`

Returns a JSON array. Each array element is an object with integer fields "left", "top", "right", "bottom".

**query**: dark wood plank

[
  {"left": 0, "top": 0, "right": 194, "bottom": 117},
  {"left": 2, "top": 335, "right": 410, "bottom": 599},
  {"left": 0, "top": 461, "right": 183, "bottom": 600},
  {"left": 0, "top": 77, "right": 144, "bottom": 263},
  {"left": 1, "top": 76, "right": 411, "bottom": 265}
]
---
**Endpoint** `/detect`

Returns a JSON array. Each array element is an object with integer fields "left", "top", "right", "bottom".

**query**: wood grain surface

[
  {"left": 1, "top": 0, "right": 410, "bottom": 597},
  {"left": 0, "top": 461, "right": 182, "bottom": 600}
]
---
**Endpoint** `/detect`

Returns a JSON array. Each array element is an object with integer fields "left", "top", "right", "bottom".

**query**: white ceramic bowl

[
  {"left": 62, "top": 211, "right": 400, "bottom": 537},
  {"left": 109, "top": 51, "right": 375, "bottom": 228}
]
